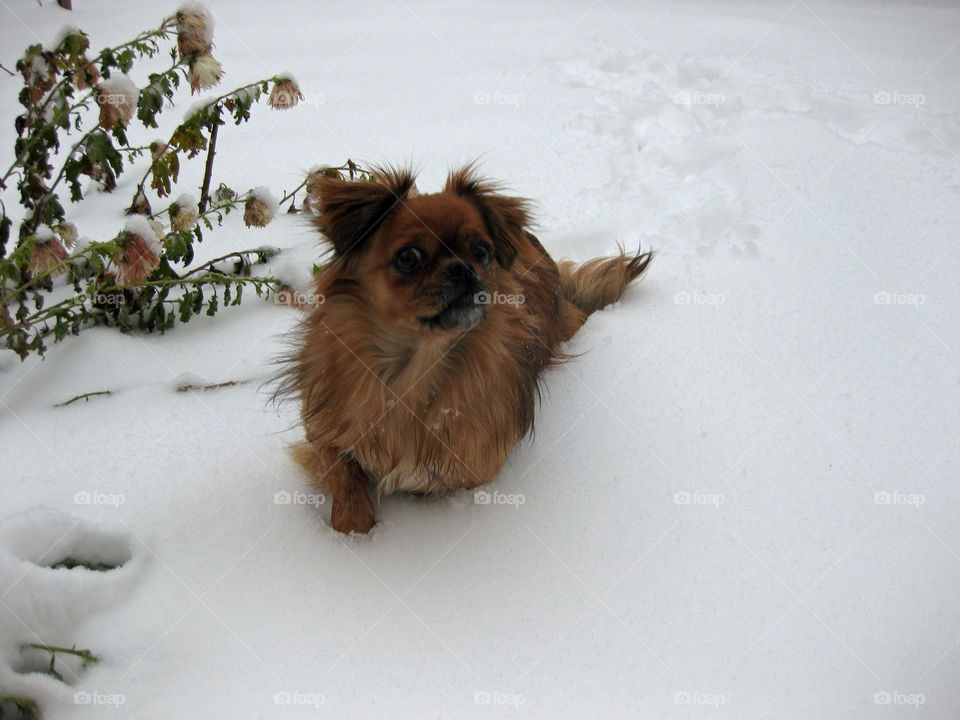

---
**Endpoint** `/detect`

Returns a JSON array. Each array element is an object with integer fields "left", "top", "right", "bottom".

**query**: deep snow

[{"left": 2, "top": 1, "right": 959, "bottom": 718}]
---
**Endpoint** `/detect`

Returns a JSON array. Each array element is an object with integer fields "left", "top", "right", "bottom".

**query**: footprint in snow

[
  {"left": 0, "top": 507, "right": 141, "bottom": 711},
  {"left": 555, "top": 50, "right": 959, "bottom": 256}
]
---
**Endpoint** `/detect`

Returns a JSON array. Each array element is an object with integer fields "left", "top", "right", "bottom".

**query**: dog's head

[{"left": 311, "top": 165, "right": 529, "bottom": 333}]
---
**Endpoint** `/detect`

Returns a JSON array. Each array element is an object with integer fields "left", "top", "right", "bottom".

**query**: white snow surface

[
  {"left": 174, "top": 192, "right": 197, "bottom": 210},
  {"left": 34, "top": 225, "right": 55, "bottom": 242},
  {"left": 2, "top": 1, "right": 960, "bottom": 718}
]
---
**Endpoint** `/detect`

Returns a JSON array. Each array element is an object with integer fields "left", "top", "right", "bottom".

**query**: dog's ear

[
  {"left": 444, "top": 165, "right": 530, "bottom": 270},
  {"left": 313, "top": 167, "right": 417, "bottom": 257}
]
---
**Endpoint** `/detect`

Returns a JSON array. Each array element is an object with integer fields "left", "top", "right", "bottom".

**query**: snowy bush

[{"left": 0, "top": 6, "right": 357, "bottom": 360}]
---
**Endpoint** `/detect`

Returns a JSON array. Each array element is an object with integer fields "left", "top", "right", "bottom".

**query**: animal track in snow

[
  {"left": 0, "top": 508, "right": 141, "bottom": 710},
  {"left": 556, "top": 49, "right": 960, "bottom": 257}
]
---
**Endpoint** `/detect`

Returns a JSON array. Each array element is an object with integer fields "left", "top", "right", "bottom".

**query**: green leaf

[
  {"left": 179, "top": 292, "right": 194, "bottom": 323},
  {"left": 154, "top": 256, "right": 181, "bottom": 280},
  {"left": 163, "top": 231, "right": 193, "bottom": 265},
  {"left": 57, "top": 30, "right": 89, "bottom": 58},
  {"left": 137, "top": 86, "right": 164, "bottom": 128},
  {"left": 86, "top": 132, "right": 123, "bottom": 176},
  {"left": 151, "top": 299, "right": 165, "bottom": 330},
  {"left": 54, "top": 313, "right": 69, "bottom": 341},
  {"left": 41, "top": 196, "right": 65, "bottom": 227},
  {"left": 0, "top": 215, "right": 11, "bottom": 258},
  {"left": 64, "top": 158, "right": 84, "bottom": 203},
  {"left": 116, "top": 48, "right": 135, "bottom": 73},
  {"left": 100, "top": 50, "right": 116, "bottom": 75}
]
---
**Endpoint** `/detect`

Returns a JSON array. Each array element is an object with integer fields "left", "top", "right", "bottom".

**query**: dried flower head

[
  {"left": 149, "top": 220, "right": 167, "bottom": 239},
  {"left": 113, "top": 219, "right": 162, "bottom": 287},
  {"left": 169, "top": 194, "right": 199, "bottom": 232},
  {"left": 96, "top": 75, "right": 138, "bottom": 131},
  {"left": 268, "top": 76, "right": 304, "bottom": 110},
  {"left": 188, "top": 54, "right": 223, "bottom": 93},
  {"left": 53, "top": 222, "right": 78, "bottom": 249},
  {"left": 28, "top": 232, "right": 69, "bottom": 277},
  {"left": 176, "top": 4, "right": 214, "bottom": 58},
  {"left": 72, "top": 60, "right": 100, "bottom": 90},
  {"left": 244, "top": 188, "right": 278, "bottom": 228}
]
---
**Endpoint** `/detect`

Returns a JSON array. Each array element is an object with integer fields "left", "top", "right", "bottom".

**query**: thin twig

[
  {"left": 55, "top": 390, "right": 112, "bottom": 406},
  {"left": 198, "top": 107, "right": 221, "bottom": 212},
  {"left": 175, "top": 378, "right": 251, "bottom": 392},
  {"left": 24, "top": 644, "right": 99, "bottom": 665},
  {"left": 278, "top": 176, "right": 309, "bottom": 207},
  {"left": 181, "top": 248, "right": 272, "bottom": 278},
  {"left": 49, "top": 556, "right": 119, "bottom": 571},
  {"left": 276, "top": 161, "right": 370, "bottom": 210}
]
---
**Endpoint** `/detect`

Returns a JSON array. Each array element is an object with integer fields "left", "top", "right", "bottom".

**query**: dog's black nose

[{"left": 443, "top": 261, "right": 477, "bottom": 285}]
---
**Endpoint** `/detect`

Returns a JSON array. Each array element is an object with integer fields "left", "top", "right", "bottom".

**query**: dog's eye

[
  {"left": 470, "top": 241, "right": 492, "bottom": 268},
  {"left": 393, "top": 246, "right": 426, "bottom": 275}
]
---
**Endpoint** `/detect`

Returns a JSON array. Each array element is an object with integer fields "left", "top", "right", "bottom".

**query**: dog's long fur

[{"left": 282, "top": 165, "right": 651, "bottom": 533}]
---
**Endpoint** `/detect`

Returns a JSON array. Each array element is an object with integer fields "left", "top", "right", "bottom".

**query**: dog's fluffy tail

[{"left": 558, "top": 249, "right": 653, "bottom": 315}]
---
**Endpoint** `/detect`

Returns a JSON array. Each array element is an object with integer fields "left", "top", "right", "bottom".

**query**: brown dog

[{"left": 283, "top": 165, "right": 651, "bottom": 533}]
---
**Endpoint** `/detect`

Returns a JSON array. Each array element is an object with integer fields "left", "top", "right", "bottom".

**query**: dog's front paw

[{"left": 330, "top": 492, "right": 375, "bottom": 534}]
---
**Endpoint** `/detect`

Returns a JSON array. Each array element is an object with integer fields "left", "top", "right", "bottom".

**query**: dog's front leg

[{"left": 314, "top": 450, "right": 375, "bottom": 534}]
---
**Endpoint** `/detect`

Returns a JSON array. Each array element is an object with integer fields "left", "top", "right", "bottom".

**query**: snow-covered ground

[{"left": 2, "top": 1, "right": 959, "bottom": 717}]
